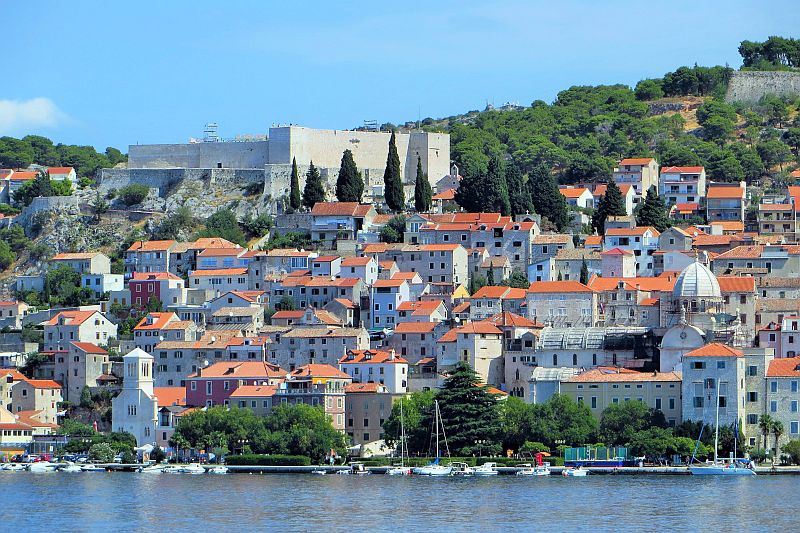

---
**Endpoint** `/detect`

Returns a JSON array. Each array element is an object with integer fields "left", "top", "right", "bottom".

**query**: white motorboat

[
  {"left": 386, "top": 400, "right": 413, "bottom": 476},
  {"left": 61, "top": 463, "right": 84, "bottom": 473},
  {"left": 2, "top": 463, "right": 26, "bottom": 471},
  {"left": 473, "top": 462, "right": 499, "bottom": 476},
  {"left": 310, "top": 469, "right": 327, "bottom": 475},
  {"left": 448, "top": 462, "right": 474, "bottom": 476},
  {"left": 138, "top": 464, "right": 165, "bottom": 473},
  {"left": 209, "top": 466, "right": 229, "bottom": 474},
  {"left": 386, "top": 466, "right": 412, "bottom": 476},
  {"left": 161, "top": 465, "right": 184, "bottom": 474},
  {"left": 182, "top": 463, "right": 206, "bottom": 474},
  {"left": 81, "top": 464, "right": 107, "bottom": 472},
  {"left": 516, "top": 462, "right": 551, "bottom": 476},
  {"left": 562, "top": 466, "right": 588, "bottom": 477},
  {"left": 29, "top": 462, "right": 58, "bottom": 473},
  {"left": 412, "top": 401, "right": 453, "bottom": 477}
]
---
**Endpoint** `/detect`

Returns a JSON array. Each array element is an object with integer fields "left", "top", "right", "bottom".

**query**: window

[
  {"left": 191, "top": 381, "right": 197, "bottom": 391},
  {"left": 771, "top": 401, "right": 778, "bottom": 413},
  {"left": 747, "top": 414, "right": 758, "bottom": 425},
  {"left": 206, "top": 381, "right": 212, "bottom": 395},
  {"left": 771, "top": 381, "right": 778, "bottom": 393},
  {"left": 748, "top": 365, "right": 758, "bottom": 377},
  {"left": 747, "top": 392, "right": 758, "bottom": 402},
  {"left": 793, "top": 381, "right": 799, "bottom": 393},
  {"left": 669, "top": 398, "right": 675, "bottom": 410},
  {"left": 717, "top": 361, "right": 726, "bottom": 369},
  {"left": 793, "top": 421, "right": 800, "bottom": 435},
  {"left": 590, "top": 397, "right": 597, "bottom": 409}
]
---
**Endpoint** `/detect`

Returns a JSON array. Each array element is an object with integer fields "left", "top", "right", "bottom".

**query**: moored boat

[
  {"left": 562, "top": 466, "right": 588, "bottom": 477},
  {"left": 209, "top": 466, "right": 229, "bottom": 474},
  {"left": 472, "top": 462, "right": 499, "bottom": 476},
  {"left": 60, "top": 463, "right": 84, "bottom": 473},
  {"left": 81, "top": 464, "right": 107, "bottom": 472},
  {"left": 448, "top": 462, "right": 474, "bottom": 476},
  {"left": 29, "top": 462, "right": 58, "bottom": 473},
  {"left": 412, "top": 400, "right": 453, "bottom": 477}
]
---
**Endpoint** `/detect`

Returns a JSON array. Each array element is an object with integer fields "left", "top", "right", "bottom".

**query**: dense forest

[{"left": 0, "top": 135, "right": 126, "bottom": 178}]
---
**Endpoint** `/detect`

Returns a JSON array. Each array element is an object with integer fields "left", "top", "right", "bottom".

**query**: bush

[
  {"left": 119, "top": 184, "right": 150, "bottom": 206},
  {"left": 519, "top": 441, "right": 551, "bottom": 454},
  {"left": 151, "top": 445, "right": 167, "bottom": 463},
  {"left": 224, "top": 454, "right": 311, "bottom": 466},
  {"left": 89, "top": 442, "right": 115, "bottom": 463},
  {"left": 781, "top": 440, "right": 800, "bottom": 465}
]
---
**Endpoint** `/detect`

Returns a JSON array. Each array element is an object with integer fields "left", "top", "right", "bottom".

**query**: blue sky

[{"left": 2, "top": 0, "right": 798, "bottom": 151}]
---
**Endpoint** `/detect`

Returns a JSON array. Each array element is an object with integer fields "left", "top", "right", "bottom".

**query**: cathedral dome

[{"left": 673, "top": 261, "right": 721, "bottom": 299}]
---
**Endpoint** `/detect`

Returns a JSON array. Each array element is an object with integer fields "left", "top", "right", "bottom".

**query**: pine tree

[
  {"left": 528, "top": 164, "right": 568, "bottom": 230},
  {"left": 336, "top": 149, "right": 364, "bottom": 202},
  {"left": 591, "top": 181, "right": 627, "bottom": 235},
  {"left": 580, "top": 259, "right": 589, "bottom": 285},
  {"left": 414, "top": 156, "right": 432, "bottom": 212},
  {"left": 383, "top": 131, "right": 404, "bottom": 211},
  {"left": 486, "top": 156, "right": 512, "bottom": 216},
  {"left": 557, "top": 271, "right": 563, "bottom": 281},
  {"left": 289, "top": 157, "right": 301, "bottom": 210},
  {"left": 435, "top": 361, "right": 502, "bottom": 456},
  {"left": 487, "top": 267, "right": 495, "bottom": 286},
  {"left": 302, "top": 161, "right": 325, "bottom": 209},
  {"left": 506, "top": 162, "right": 533, "bottom": 216},
  {"left": 636, "top": 186, "right": 671, "bottom": 232}
]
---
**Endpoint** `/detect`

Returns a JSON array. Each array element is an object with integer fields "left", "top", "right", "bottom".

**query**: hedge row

[
  {"left": 358, "top": 456, "right": 565, "bottom": 467},
  {"left": 225, "top": 454, "right": 311, "bottom": 466}
]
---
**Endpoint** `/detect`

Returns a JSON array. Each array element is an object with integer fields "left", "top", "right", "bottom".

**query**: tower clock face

[{"left": 680, "top": 332, "right": 687, "bottom": 340}]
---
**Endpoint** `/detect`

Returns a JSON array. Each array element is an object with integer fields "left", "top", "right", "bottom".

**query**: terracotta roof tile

[
  {"left": 154, "top": 387, "right": 186, "bottom": 407},
  {"left": 684, "top": 343, "right": 743, "bottom": 358},
  {"left": 767, "top": 356, "right": 800, "bottom": 377},
  {"left": 528, "top": 281, "right": 594, "bottom": 293},
  {"left": 339, "top": 349, "right": 408, "bottom": 364}
]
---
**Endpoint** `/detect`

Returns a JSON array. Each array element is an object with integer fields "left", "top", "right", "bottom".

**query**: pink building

[{"left": 185, "top": 361, "right": 286, "bottom": 407}]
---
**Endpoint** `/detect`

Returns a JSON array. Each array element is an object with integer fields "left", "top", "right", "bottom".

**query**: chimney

[{"left": 389, "top": 348, "right": 396, "bottom": 361}]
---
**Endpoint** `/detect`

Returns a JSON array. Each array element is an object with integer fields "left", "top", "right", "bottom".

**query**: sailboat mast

[
  {"left": 435, "top": 400, "right": 440, "bottom": 459},
  {"left": 714, "top": 381, "right": 721, "bottom": 464},
  {"left": 400, "top": 399, "right": 405, "bottom": 467}
]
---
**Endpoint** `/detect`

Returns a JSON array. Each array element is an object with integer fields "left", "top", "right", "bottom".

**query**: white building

[
  {"left": 603, "top": 227, "right": 660, "bottom": 277},
  {"left": 659, "top": 166, "right": 706, "bottom": 206},
  {"left": 338, "top": 349, "right": 409, "bottom": 394},
  {"left": 111, "top": 348, "right": 158, "bottom": 446}
]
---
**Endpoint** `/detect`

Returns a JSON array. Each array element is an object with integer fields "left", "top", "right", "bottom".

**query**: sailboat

[
  {"left": 412, "top": 400, "right": 453, "bottom": 476},
  {"left": 387, "top": 399, "right": 412, "bottom": 476},
  {"left": 690, "top": 378, "right": 755, "bottom": 476}
]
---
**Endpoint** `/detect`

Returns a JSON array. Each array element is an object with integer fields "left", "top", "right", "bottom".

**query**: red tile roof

[
  {"left": 528, "top": 281, "right": 594, "bottom": 293},
  {"left": 26, "top": 379, "right": 62, "bottom": 389},
  {"left": 372, "top": 279, "right": 407, "bottom": 288},
  {"left": 70, "top": 342, "right": 107, "bottom": 354},
  {"left": 339, "top": 349, "right": 408, "bottom": 365},
  {"left": 601, "top": 247, "right": 634, "bottom": 256},
  {"left": 154, "top": 387, "right": 186, "bottom": 407},
  {"left": 190, "top": 268, "right": 248, "bottom": 276},
  {"left": 345, "top": 383, "right": 386, "bottom": 393},
  {"left": 229, "top": 385, "right": 277, "bottom": 398},
  {"left": 481, "top": 312, "right": 539, "bottom": 328},
  {"left": 767, "top": 356, "right": 800, "bottom": 377},
  {"left": 661, "top": 166, "right": 704, "bottom": 174},
  {"left": 707, "top": 187, "right": 745, "bottom": 199},
  {"left": 271, "top": 310, "right": 304, "bottom": 320},
  {"left": 131, "top": 272, "right": 182, "bottom": 281},
  {"left": 394, "top": 321, "right": 439, "bottom": 334},
  {"left": 47, "top": 167, "right": 75, "bottom": 174},
  {"left": 311, "top": 202, "right": 372, "bottom": 216},
  {"left": 290, "top": 364, "right": 351, "bottom": 379},
  {"left": 472, "top": 286, "right": 527, "bottom": 299},
  {"left": 42, "top": 311, "right": 98, "bottom": 326},
  {"left": 127, "top": 240, "right": 177, "bottom": 252},
  {"left": 684, "top": 343, "right": 743, "bottom": 358},
  {"left": 619, "top": 158, "right": 655, "bottom": 166},
  {"left": 717, "top": 276, "right": 756, "bottom": 292},
  {"left": 341, "top": 256, "right": 374, "bottom": 267}
]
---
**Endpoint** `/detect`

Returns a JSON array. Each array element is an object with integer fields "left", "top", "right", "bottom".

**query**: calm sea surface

[{"left": 0, "top": 471, "right": 794, "bottom": 532}]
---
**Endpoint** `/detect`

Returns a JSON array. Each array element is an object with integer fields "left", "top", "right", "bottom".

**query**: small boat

[
  {"left": 29, "top": 462, "right": 58, "bottom": 473},
  {"left": 138, "top": 464, "right": 165, "bottom": 473},
  {"left": 60, "top": 463, "right": 84, "bottom": 473},
  {"left": 161, "top": 465, "right": 184, "bottom": 474},
  {"left": 387, "top": 400, "right": 413, "bottom": 476},
  {"left": 448, "top": 462, "right": 474, "bottom": 476},
  {"left": 81, "top": 464, "right": 107, "bottom": 472},
  {"left": 347, "top": 462, "right": 370, "bottom": 475},
  {"left": 310, "top": 469, "right": 327, "bottom": 475},
  {"left": 562, "top": 466, "right": 588, "bottom": 477},
  {"left": 412, "top": 401, "right": 453, "bottom": 477},
  {"left": 208, "top": 466, "right": 229, "bottom": 475},
  {"left": 516, "top": 462, "right": 551, "bottom": 476},
  {"left": 386, "top": 466, "right": 412, "bottom": 476},
  {"left": 182, "top": 463, "right": 206, "bottom": 475},
  {"left": 2, "top": 463, "right": 26, "bottom": 471},
  {"left": 473, "top": 462, "right": 499, "bottom": 476}
]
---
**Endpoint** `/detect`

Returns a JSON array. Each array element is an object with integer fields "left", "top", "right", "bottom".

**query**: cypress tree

[
  {"left": 592, "top": 181, "right": 627, "bottom": 235},
  {"left": 383, "top": 131, "right": 404, "bottom": 211},
  {"left": 414, "top": 156, "right": 432, "bottom": 212},
  {"left": 434, "top": 361, "right": 502, "bottom": 456},
  {"left": 636, "top": 186, "right": 671, "bottom": 232},
  {"left": 289, "top": 157, "right": 301, "bottom": 210},
  {"left": 302, "top": 161, "right": 325, "bottom": 209},
  {"left": 580, "top": 259, "right": 589, "bottom": 285},
  {"left": 454, "top": 155, "right": 510, "bottom": 215},
  {"left": 528, "top": 164, "right": 568, "bottom": 231},
  {"left": 336, "top": 149, "right": 364, "bottom": 202},
  {"left": 487, "top": 267, "right": 495, "bottom": 286},
  {"left": 506, "top": 162, "right": 533, "bottom": 216}
]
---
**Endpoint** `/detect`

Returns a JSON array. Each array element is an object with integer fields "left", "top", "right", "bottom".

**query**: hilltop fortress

[{"left": 100, "top": 125, "right": 450, "bottom": 211}]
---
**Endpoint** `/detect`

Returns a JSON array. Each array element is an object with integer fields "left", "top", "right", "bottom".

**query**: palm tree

[
  {"left": 759, "top": 414, "right": 773, "bottom": 451},
  {"left": 772, "top": 420, "right": 785, "bottom": 461}
]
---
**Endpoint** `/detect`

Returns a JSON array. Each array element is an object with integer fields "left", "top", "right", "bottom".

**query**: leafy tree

[
  {"left": 469, "top": 274, "right": 487, "bottom": 295},
  {"left": 93, "top": 191, "right": 109, "bottom": 214},
  {"left": 506, "top": 162, "right": 533, "bottom": 216},
  {"left": 43, "top": 264, "right": 96, "bottom": 307},
  {"left": 781, "top": 439, "right": 800, "bottom": 465},
  {"left": 500, "top": 269, "right": 529, "bottom": 289},
  {"left": 528, "top": 394, "right": 597, "bottom": 447},
  {"left": 12, "top": 171, "right": 70, "bottom": 206},
  {"left": 707, "top": 152, "right": 744, "bottom": 183},
  {"left": 80, "top": 385, "right": 93, "bottom": 408},
  {"left": 336, "top": 149, "right": 363, "bottom": 202},
  {"left": 274, "top": 296, "right": 296, "bottom": 312},
  {"left": 289, "top": 157, "right": 302, "bottom": 210},
  {"left": 591, "top": 181, "right": 627, "bottom": 235},
  {"left": 57, "top": 419, "right": 95, "bottom": 436},
  {"left": 760, "top": 95, "right": 790, "bottom": 128},
  {"left": 150, "top": 445, "right": 167, "bottom": 463},
  {"left": 636, "top": 186, "right": 670, "bottom": 231},
  {"left": 0, "top": 225, "right": 29, "bottom": 253},
  {"left": 634, "top": 79, "right": 664, "bottom": 100},
  {"left": 379, "top": 215, "right": 406, "bottom": 243},
  {"left": 730, "top": 144, "right": 765, "bottom": 183},
  {"left": 118, "top": 184, "right": 150, "bottom": 206},
  {"left": 88, "top": 442, "right": 115, "bottom": 463},
  {"left": 528, "top": 164, "right": 568, "bottom": 231},
  {"left": 199, "top": 209, "right": 246, "bottom": 246},
  {"left": 0, "top": 239, "right": 16, "bottom": 271},
  {"left": 413, "top": 156, "right": 432, "bottom": 212},
  {"left": 486, "top": 268, "right": 495, "bottom": 286},
  {"left": 626, "top": 427, "right": 676, "bottom": 459},
  {"left": 758, "top": 139, "right": 792, "bottom": 171},
  {"left": 242, "top": 213, "right": 273, "bottom": 238},
  {"left": 599, "top": 400, "right": 668, "bottom": 446},
  {"left": 455, "top": 155, "right": 511, "bottom": 215},
  {"left": 383, "top": 131, "right": 404, "bottom": 210},
  {"left": 759, "top": 414, "right": 774, "bottom": 451},
  {"left": 580, "top": 259, "right": 589, "bottom": 284},
  {"left": 383, "top": 390, "right": 435, "bottom": 455},
  {"left": 302, "top": 161, "right": 325, "bottom": 209},
  {"left": 20, "top": 352, "right": 49, "bottom": 377},
  {"left": 434, "top": 362, "right": 502, "bottom": 456},
  {"left": 499, "top": 396, "right": 531, "bottom": 451}
]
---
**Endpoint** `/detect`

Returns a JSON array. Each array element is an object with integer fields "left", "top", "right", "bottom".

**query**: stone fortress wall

[
  {"left": 725, "top": 70, "right": 800, "bottom": 103},
  {"left": 102, "top": 126, "right": 451, "bottom": 211}
]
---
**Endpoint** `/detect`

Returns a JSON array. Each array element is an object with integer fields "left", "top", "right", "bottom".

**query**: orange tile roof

[
  {"left": 51, "top": 252, "right": 102, "bottom": 260},
  {"left": 154, "top": 387, "right": 186, "bottom": 407},
  {"left": 559, "top": 187, "right": 591, "bottom": 199},
  {"left": 394, "top": 321, "right": 439, "bottom": 334},
  {"left": 47, "top": 167, "right": 74, "bottom": 174},
  {"left": 391, "top": 271, "right": 422, "bottom": 281},
  {"left": 26, "top": 379, "right": 62, "bottom": 389},
  {"left": 528, "top": 280, "right": 594, "bottom": 293},
  {"left": 420, "top": 244, "right": 461, "bottom": 252},
  {"left": 331, "top": 297, "right": 356, "bottom": 309},
  {"left": 341, "top": 256, "right": 374, "bottom": 267},
  {"left": 619, "top": 158, "right": 655, "bottom": 166},
  {"left": 601, "top": 247, "right": 634, "bottom": 256},
  {"left": 127, "top": 240, "right": 177, "bottom": 252},
  {"left": 472, "top": 286, "right": 527, "bottom": 299},
  {"left": 605, "top": 226, "right": 660, "bottom": 237},
  {"left": 311, "top": 202, "right": 372, "bottom": 216},
  {"left": 713, "top": 245, "right": 764, "bottom": 260},
  {"left": 717, "top": 276, "right": 756, "bottom": 292},
  {"left": 373, "top": 279, "right": 407, "bottom": 288},
  {"left": 661, "top": 166, "right": 704, "bottom": 174},
  {"left": 759, "top": 203, "right": 793, "bottom": 212},
  {"left": 437, "top": 322, "right": 502, "bottom": 342},
  {"left": 639, "top": 297, "right": 659, "bottom": 306},
  {"left": 693, "top": 234, "right": 735, "bottom": 246},
  {"left": 70, "top": 342, "right": 107, "bottom": 354},
  {"left": 674, "top": 202, "right": 700, "bottom": 213},
  {"left": 594, "top": 183, "right": 633, "bottom": 197},
  {"left": 791, "top": 170, "right": 800, "bottom": 179},
  {"left": 707, "top": 187, "right": 744, "bottom": 199},
  {"left": 481, "top": 312, "right": 539, "bottom": 328},
  {"left": 566, "top": 367, "right": 681, "bottom": 383},
  {"left": 192, "top": 361, "right": 285, "bottom": 378},
  {"left": 767, "top": 356, "right": 800, "bottom": 377},
  {"left": 134, "top": 312, "right": 178, "bottom": 331},
  {"left": 345, "top": 383, "right": 386, "bottom": 393},
  {"left": 14, "top": 410, "right": 58, "bottom": 429},
  {"left": 42, "top": 310, "right": 97, "bottom": 326},
  {"left": 290, "top": 364, "right": 351, "bottom": 379},
  {"left": 229, "top": 385, "right": 278, "bottom": 398},
  {"left": 190, "top": 268, "right": 248, "bottom": 276},
  {"left": 272, "top": 310, "right": 304, "bottom": 320},
  {"left": 191, "top": 237, "right": 239, "bottom": 249},
  {"left": 684, "top": 343, "right": 743, "bottom": 358},
  {"left": 10, "top": 171, "right": 36, "bottom": 181},
  {"left": 452, "top": 302, "right": 470, "bottom": 313},
  {"left": 131, "top": 272, "right": 182, "bottom": 281},
  {"left": 709, "top": 221, "right": 745, "bottom": 231},
  {"left": 588, "top": 276, "right": 676, "bottom": 293},
  {"left": 432, "top": 188, "right": 456, "bottom": 201},
  {"left": 339, "top": 349, "right": 408, "bottom": 365},
  {"left": 584, "top": 236, "right": 602, "bottom": 246},
  {"left": 198, "top": 247, "right": 245, "bottom": 257}
]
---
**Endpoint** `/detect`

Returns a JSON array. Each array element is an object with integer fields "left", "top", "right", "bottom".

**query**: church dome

[{"left": 673, "top": 261, "right": 721, "bottom": 299}]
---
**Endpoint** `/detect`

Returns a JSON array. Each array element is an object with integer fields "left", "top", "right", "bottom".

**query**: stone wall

[
  {"left": 725, "top": 71, "right": 800, "bottom": 103},
  {"left": 98, "top": 168, "right": 266, "bottom": 198},
  {"left": 14, "top": 196, "right": 79, "bottom": 227},
  {"left": 128, "top": 141, "right": 270, "bottom": 169}
]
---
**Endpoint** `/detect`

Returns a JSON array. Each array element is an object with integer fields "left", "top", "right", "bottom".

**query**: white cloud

[{"left": 0, "top": 97, "right": 68, "bottom": 135}]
